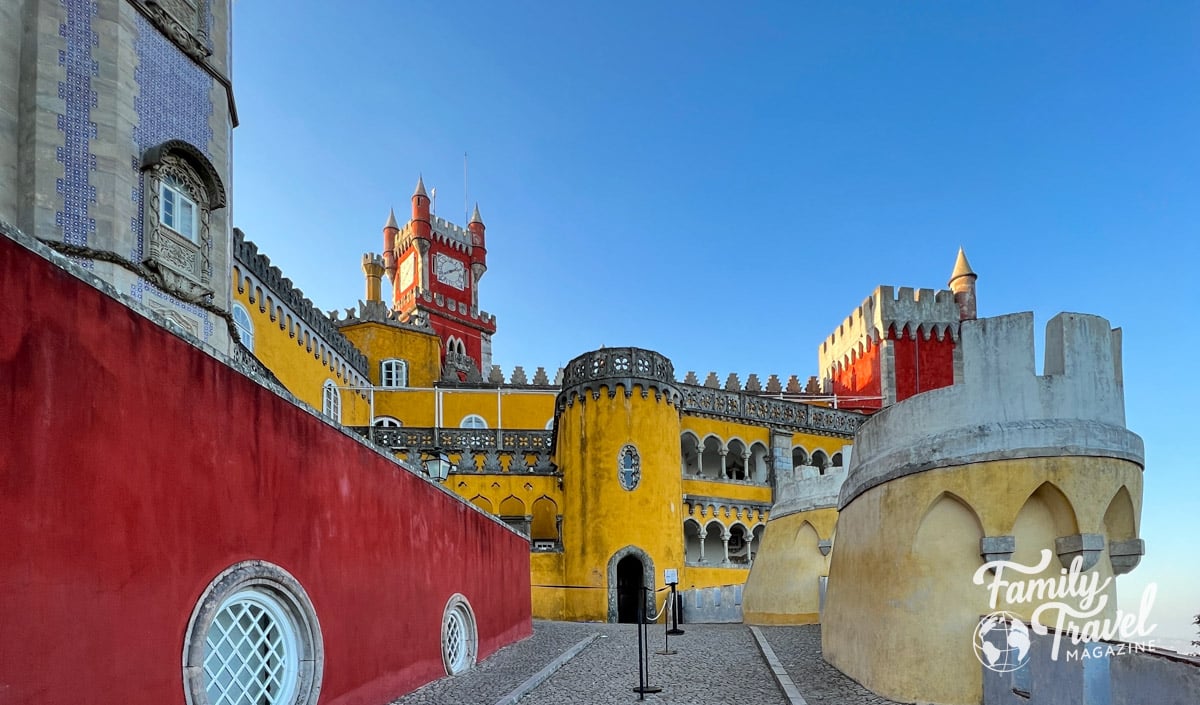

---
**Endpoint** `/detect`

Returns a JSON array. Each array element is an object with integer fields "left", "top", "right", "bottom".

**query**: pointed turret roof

[
  {"left": 469, "top": 203, "right": 483, "bottom": 225},
  {"left": 948, "top": 247, "right": 977, "bottom": 285},
  {"left": 383, "top": 207, "right": 399, "bottom": 230},
  {"left": 413, "top": 175, "right": 428, "bottom": 198}
]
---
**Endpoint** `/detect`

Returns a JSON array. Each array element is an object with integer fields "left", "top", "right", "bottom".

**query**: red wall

[
  {"left": 0, "top": 236, "right": 531, "bottom": 705},
  {"left": 829, "top": 337, "right": 883, "bottom": 412},
  {"left": 889, "top": 325, "right": 956, "bottom": 402}
]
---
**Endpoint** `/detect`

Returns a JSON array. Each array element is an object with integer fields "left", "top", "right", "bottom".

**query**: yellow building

[{"left": 229, "top": 214, "right": 860, "bottom": 623}]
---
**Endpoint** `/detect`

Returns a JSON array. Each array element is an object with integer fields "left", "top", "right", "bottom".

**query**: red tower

[
  {"left": 382, "top": 176, "right": 497, "bottom": 381},
  {"left": 818, "top": 250, "right": 977, "bottom": 412}
]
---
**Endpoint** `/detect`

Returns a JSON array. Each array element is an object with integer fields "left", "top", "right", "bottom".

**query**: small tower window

[
  {"left": 618, "top": 444, "right": 641, "bottom": 491},
  {"left": 381, "top": 359, "right": 408, "bottom": 388}
]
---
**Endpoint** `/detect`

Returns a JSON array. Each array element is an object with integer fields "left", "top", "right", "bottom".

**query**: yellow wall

[
  {"left": 821, "top": 456, "right": 1143, "bottom": 705},
  {"left": 742, "top": 507, "right": 837, "bottom": 624},
  {"left": 232, "top": 266, "right": 369, "bottom": 424},
  {"left": 556, "top": 383, "right": 685, "bottom": 622},
  {"left": 339, "top": 321, "right": 441, "bottom": 388}
]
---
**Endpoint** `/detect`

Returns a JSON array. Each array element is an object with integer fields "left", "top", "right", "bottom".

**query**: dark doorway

[{"left": 616, "top": 555, "right": 644, "bottom": 623}]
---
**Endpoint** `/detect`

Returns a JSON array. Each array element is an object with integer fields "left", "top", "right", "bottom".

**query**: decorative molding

[
  {"left": 678, "top": 382, "right": 865, "bottom": 437},
  {"left": 558, "top": 347, "right": 682, "bottom": 410},
  {"left": 141, "top": 0, "right": 212, "bottom": 62},
  {"left": 357, "top": 427, "right": 557, "bottom": 475}
]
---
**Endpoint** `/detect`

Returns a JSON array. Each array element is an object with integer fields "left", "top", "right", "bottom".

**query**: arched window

[
  {"left": 545, "top": 418, "right": 554, "bottom": 430},
  {"left": 460, "top": 414, "right": 487, "bottom": 429},
  {"left": 322, "top": 380, "right": 340, "bottom": 423},
  {"left": 372, "top": 416, "right": 402, "bottom": 428},
  {"left": 231, "top": 302, "right": 254, "bottom": 351},
  {"left": 380, "top": 359, "right": 408, "bottom": 388}
]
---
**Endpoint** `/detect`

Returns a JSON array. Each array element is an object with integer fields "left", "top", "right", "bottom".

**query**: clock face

[
  {"left": 434, "top": 252, "right": 466, "bottom": 290},
  {"left": 399, "top": 254, "right": 415, "bottom": 290}
]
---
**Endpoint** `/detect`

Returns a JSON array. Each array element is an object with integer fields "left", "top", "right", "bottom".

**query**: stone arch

[
  {"left": 1009, "top": 482, "right": 1077, "bottom": 610},
  {"left": 700, "top": 435, "right": 723, "bottom": 479},
  {"left": 726, "top": 438, "right": 748, "bottom": 480},
  {"left": 727, "top": 521, "right": 752, "bottom": 564},
  {"left": 141, "top": 139, "right": 226, "bottom": 209},
  {"left": 683, "top": 518, "right": 703, "bottom": 563},
  {"left": 702, "top": 519, "right": 725, "bottom": 565},
  {"left": 468, "top": 495, "right": 492, "bottom": 513},
  {"left": 680, "top": 431, "right": 701, "bottom": 476},
  {"left": 791, "top": 445, "right": 809, "bottom": 470},
  {"left": 498, "top": 495, "right": 525, "bottom": 517},
  {"left": 749, "top": 441, "right": 769, "bottom": 483},
  {"left": 1102, "top": 485, "right": 1137, "bottom": 541},
  {"left": 606, "top": 545, "right": 655, "bottom": 623},
  {"left": 531, "top": 496, "right": 559, "bottom": 542}
]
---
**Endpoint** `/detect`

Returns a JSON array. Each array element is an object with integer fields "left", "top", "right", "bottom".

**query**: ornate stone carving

[
  {"left": 142, "top": 0, "right": 212, "bottom": 62},
  {"left": 357, "top": 427, "right": 556, "bottom": 475},
  {"left": 558, "top": 347, "right": 681, "bottom": 410},
  {"left": 142, "top": 152, "right": 215, "bottom": 300}
]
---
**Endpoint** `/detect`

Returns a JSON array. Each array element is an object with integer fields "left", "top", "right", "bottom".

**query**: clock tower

[{"left": 381, "top": 176, "right": 497, "bottom": 381}]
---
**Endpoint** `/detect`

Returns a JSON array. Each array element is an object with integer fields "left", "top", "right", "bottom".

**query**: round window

[
  {"left": 184, "top": 561, "right": 323, "bottom": 705},
  {"left": 441, "top": 594, "right": 478, "bottom": 675}
]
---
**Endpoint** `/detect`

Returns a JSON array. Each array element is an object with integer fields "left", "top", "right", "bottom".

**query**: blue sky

[{"left": 231, "top": 2, "right": 1199, "bottom": 646}]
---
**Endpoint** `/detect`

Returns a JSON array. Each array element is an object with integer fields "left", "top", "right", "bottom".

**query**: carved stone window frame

[
  {"left": 140, "top": 0, "right": 213, "bottom": 62},
  {"left": 140, "top": 141, "right": 226, "bottom": 302},
  {"left": 618, "top": 444, "right": 641, "bottom": 491}
]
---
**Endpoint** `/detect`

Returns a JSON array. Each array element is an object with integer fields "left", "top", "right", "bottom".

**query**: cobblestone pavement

[
  {"left": 520, "top": 622, "right": 788, "bottom": 705},
  {"left": 760, "top": 625, "right": 904, "bottom": 705},
  {"left": 390, "top": 620, "right": 598, "bottom": 705}
]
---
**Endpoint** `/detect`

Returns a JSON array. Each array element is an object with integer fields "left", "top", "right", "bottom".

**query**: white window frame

[
  {"left": 160, "top": 174, "right": 200, "bottom": 243},
  {"left": 440, "top": 594, "right": 478, "bottom": 675},
  {"left": 380, "top": 359, "right": 408, "bottom": 388},
  {"left": 232, "top": 302, "right": 254, "bottom": 352},
  {"left": 322, "top": 380, "right": 341, "bottom": 423},
  {"left": 182, "top": 561, "right": 323, "bottom": 705},
  {"left": 460, "top": 414, "right": 488, "bottom": 429},
  {"left": 372, "top": 416, "right": 402, "bottom": 428}
]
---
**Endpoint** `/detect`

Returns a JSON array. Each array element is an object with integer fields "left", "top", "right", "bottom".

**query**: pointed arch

[
  {"left": 468, "top": 495, "right": 493, "bottom": 513},
  {"left": 531, "top": 496, "right": 559, "bottom": 541},
  {"left": 498, "top": 495, "right": 525, "bottom": 517},
  {"left": 1102, "top": 485, "right": 1137, "bottom": 541}
]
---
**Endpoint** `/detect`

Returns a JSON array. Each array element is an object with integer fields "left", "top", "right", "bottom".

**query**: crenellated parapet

[
  {"left": 839, "top": 311, "right": 1144, "bottom": 508},
  {"left": 770, "top": 451, "right": 851, "bottom": 519},
  {"left": 818, "top": 285, "right": 960, "bottom": 380},
  {"left": 485, "top": 364, "right": 562, "bottom": 388},
  {"left": 395, "top": 287, "right": 497, "bottom": 332},
  {"left": 233, "top": 229, "right": 369, "bottom": 376},
  {"left": 680, "top": 371, "right": 821, "bottom": 395},
  {"left": 328, "top": 299, "right": 434, "bottom": 333},
  {"left": 557, "top": 347, "right": 681, "bottom": 410}
]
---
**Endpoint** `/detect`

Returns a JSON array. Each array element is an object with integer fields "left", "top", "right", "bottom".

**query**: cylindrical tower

[{"left": 554, "top": 347, "right": 684, "bottom": 623}]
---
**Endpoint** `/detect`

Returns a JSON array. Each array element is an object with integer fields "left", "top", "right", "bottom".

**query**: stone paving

[
  {"left": 519, "top": 621, "right": 787, "bottom": 705},
  {"left": 760, "top": 625, "right": 904, "bottom": 705},
  {"left": 392, "top": 620, "right": 904, "bottom": 705},
  {"left": 390, "top": 620, "right": 598, "bottom": 705}
]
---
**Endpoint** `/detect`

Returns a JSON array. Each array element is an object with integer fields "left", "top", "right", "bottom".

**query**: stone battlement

[
  {"left": 818, "top": 285, "right": 961, "bottom": 377},
  {"left": 679, "top": 371, "right": 822, "bottom": 395},
  {"left": 233, "top": 229, "right": 370, "bottom": 376},
  {"left": 395, "top": 288, "right": 497, "bottom": 331},
  {"left": 839, "top": 311, "right": 1144, "bottom": 507},
  {"left": 770, "top": 447, "right": 853, "bottom": 519}
]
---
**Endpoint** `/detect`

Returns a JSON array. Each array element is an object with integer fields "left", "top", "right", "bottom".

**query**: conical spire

[
  {"left": 383, "top": 207, "right": 399, "bottom": 230},
  {"left": 948, "top": 247, "right": 977, "bottom": 286},
  {"left": 469, "top": 203, "right": 483, "bottom": 225},
  {"left": 413, "top": 175, "right": 428, "bottom": 198}
]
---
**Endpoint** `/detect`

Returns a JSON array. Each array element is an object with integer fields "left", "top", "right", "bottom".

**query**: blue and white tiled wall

[{"left": 56, "top": 0, "right": 98, "bottom": 258}]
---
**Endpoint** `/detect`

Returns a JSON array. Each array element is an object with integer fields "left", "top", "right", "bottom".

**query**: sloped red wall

[{"left": 0, "top": 235, "right": 531, "bottom": 705}]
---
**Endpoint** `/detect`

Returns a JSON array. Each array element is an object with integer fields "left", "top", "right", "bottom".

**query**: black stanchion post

[
  {"left": 667, "top": 581, "right": 684, "bottom": 635},
  {"left": 633, "top": 585, "right": 662, "bottom": 695}
]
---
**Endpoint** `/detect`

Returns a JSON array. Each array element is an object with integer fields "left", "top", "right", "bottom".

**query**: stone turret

[
  {"left": 362, "top": 253, "right": 385, "bottom": 303},
  {"left": 948, "top": 247, "right": 978, "bottom": 321},
  {"left": 382, "top": 208, "right": 399, "bottom": 282}
]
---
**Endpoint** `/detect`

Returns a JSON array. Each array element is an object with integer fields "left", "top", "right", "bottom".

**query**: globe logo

[{"left": 972, "top": 611, "right": 1031, "bottom": 672}]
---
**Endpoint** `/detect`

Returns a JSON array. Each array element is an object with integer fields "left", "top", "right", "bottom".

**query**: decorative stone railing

[
  {"left": 679, "top": 383, "right": 865, "bottom": 436},
  {"left": 350, "top": 426, "right": 556, "bottom": 474}
]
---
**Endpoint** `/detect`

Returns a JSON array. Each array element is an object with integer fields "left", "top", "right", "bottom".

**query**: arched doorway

[
  {"left": 606, "top": 546, "right": 655, "bottom": 623},
  {"left": 616, "top": 555, "right": 643, "bottom": 623}
]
